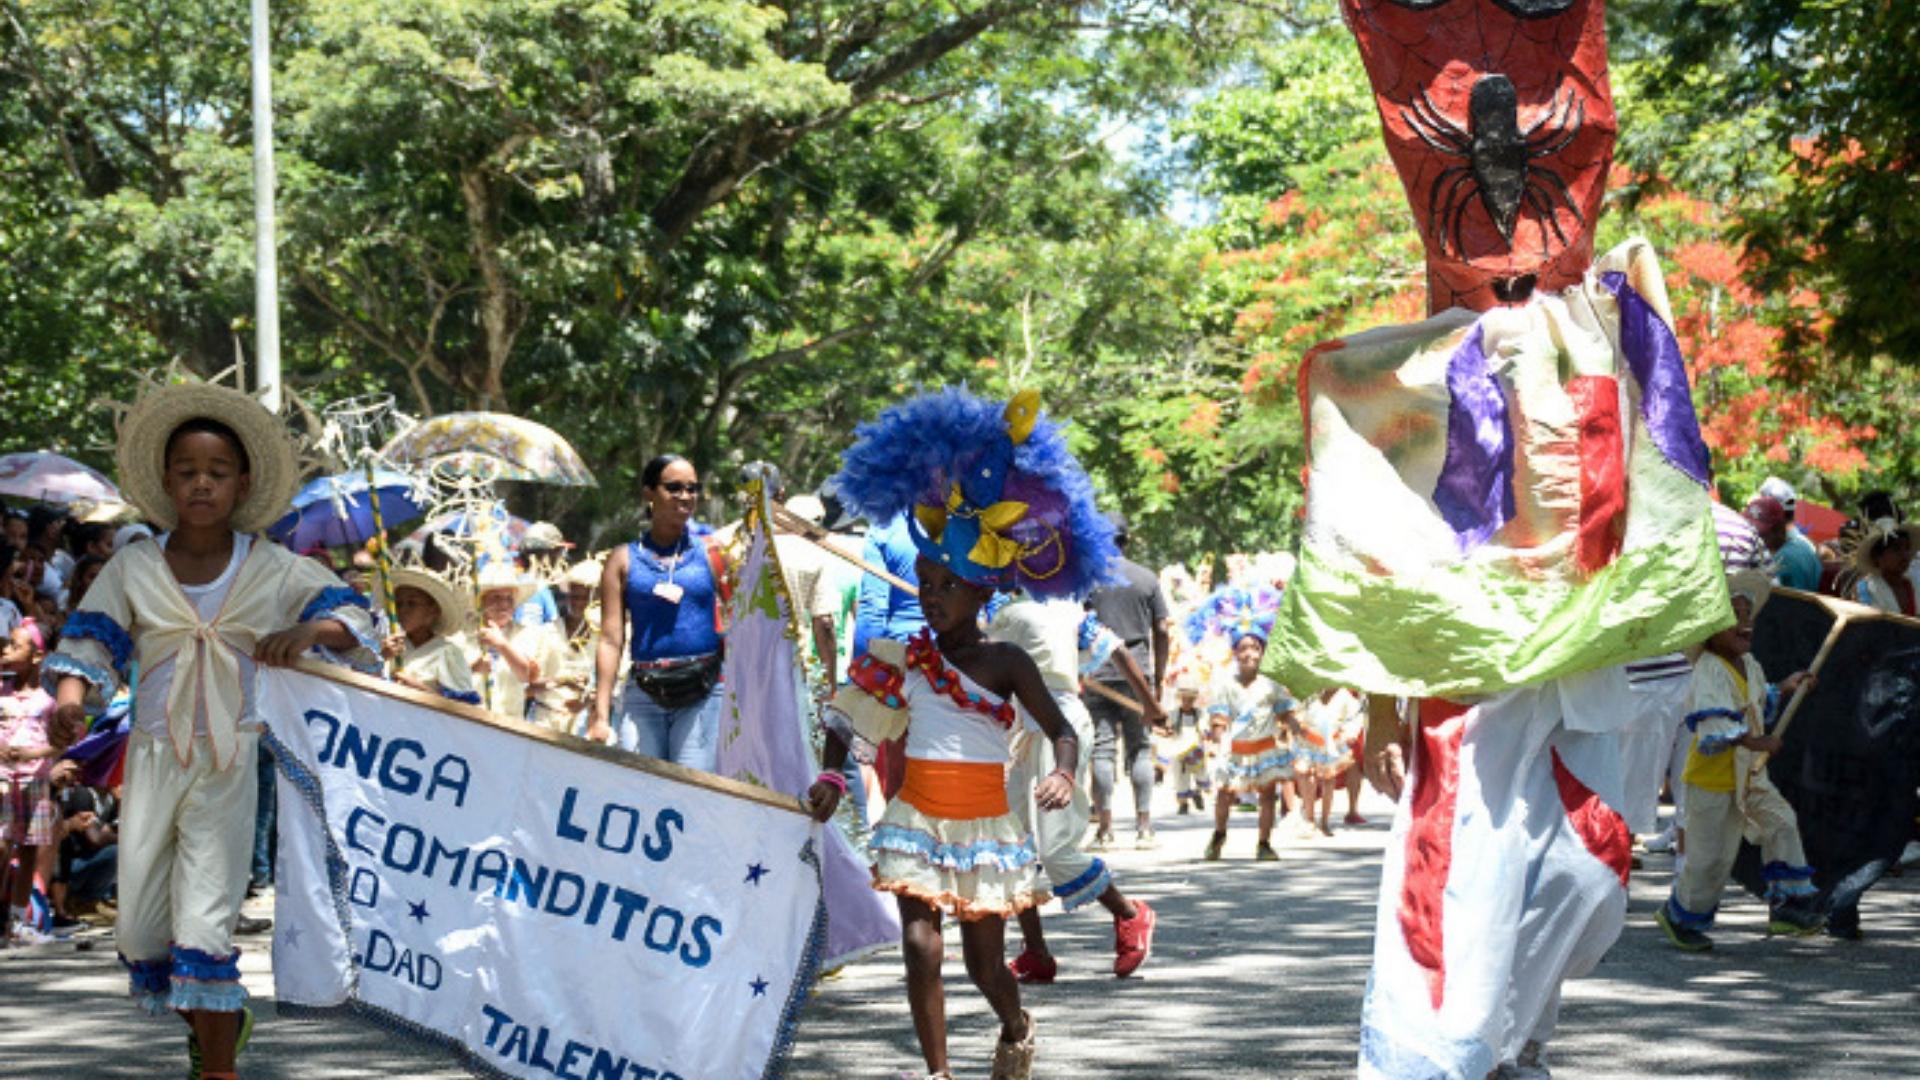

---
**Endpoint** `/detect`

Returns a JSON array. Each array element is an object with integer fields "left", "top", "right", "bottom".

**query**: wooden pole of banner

[
  {"left": 769, "top": 503, "right": 1151, "bottom": 715},
  {"left": 289, "top": 658, "right": 811, "bottom": 816},
  {"left": 768, "top": 503, "right": 917, "bottom": 595}
]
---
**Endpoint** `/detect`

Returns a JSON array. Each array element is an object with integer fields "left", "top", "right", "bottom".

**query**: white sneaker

[
  {"left": 9, "top": 924, "right": 57, "bottom": 946},
  {"left": 1643, "top": 827, "right": 1675, "bottom": 853}
]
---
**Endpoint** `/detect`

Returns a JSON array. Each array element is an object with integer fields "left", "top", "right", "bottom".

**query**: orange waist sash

[
  {"left": 1230, "top": 736, "right": 1278, "bottom": 756},
  {"left": 898, "top": 759, "right": 1009, "bottom": 820}
]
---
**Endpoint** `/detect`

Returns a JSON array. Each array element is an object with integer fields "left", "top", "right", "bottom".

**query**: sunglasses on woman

[{"left": 658, "top": 481, "right": 702, "bottom": 495}]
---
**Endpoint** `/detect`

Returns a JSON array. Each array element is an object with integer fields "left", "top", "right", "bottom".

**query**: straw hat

[
  {"left": 1725, "top": 568, "right": 1773, "bottom": 619},
  {"left": 474, "top": 560, "right": 537, "bottom": 606},
  {"left": 115, "top": 376, "right": 299, "bottom": 534},
  {"left": 1853, "top": 517, "right": 1919, "bottom": 575},
  {"left": 563, "top": 557, "right": 605, "bottom": 590},
  {"left": 379, "top": 566, "right": 472, "bottom": 638}
]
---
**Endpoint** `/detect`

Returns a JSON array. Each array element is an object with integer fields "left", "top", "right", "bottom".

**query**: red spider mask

[{"left": 1343, "top": 0, "right": 1616, "bottom": 314}]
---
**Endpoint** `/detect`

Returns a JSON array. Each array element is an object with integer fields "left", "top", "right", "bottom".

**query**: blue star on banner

[
  {"left": 280, "top": 925, "right": 303, "bottom": 950},
  {"left": 408, "top": 900, "right": 431, "bottom": 924},
  {"left": 745, "top": 863, "right": 768, "bottom": 886},
  {"left": 750, "top": 977, "right": 769, "bottom": 998}
]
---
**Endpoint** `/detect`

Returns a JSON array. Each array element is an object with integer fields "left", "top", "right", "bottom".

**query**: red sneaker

[
  {"left": 1007, "top": 948, "right": 1057, "bottom": 984},
  {"left": 1113, "top": 900, "right": 1156, "bottom": 978}
]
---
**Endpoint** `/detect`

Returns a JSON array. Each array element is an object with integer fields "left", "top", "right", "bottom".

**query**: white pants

[
  {"left": 1361, "top": 683, "right": 1637, "bottom": 1079},
  {"left": 117, "top": 731, "right": 258, "bottom": 1014},
  {"left": 1671, "top": 779, "right": 1812, "bottom": 920},
  {"left": 1008, "top": 693, "right": 1109, "bottom": 912}
]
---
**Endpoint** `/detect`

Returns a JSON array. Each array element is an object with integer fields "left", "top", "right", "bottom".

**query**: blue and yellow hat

[{"left": 833, "top": 387, "right": 1118, "bottom": 600}]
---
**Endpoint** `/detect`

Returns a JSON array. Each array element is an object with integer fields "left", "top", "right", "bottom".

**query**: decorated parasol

[
  {"left": 268, "top": 468, "right": 431, "bottom": 551},
  {"left": 380, "top": 413, "right": 595, "bottom": 487},
  {"left": 0, "top": 451, "right": 122, "bottom": 505}
]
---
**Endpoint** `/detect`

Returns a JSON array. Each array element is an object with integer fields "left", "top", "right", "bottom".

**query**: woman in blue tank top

[{"left": 587, "top": 455, "right": 727, "bottom": 769}]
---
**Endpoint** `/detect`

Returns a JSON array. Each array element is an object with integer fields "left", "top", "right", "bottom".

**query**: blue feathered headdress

[
  {"left": 832, "top": 387, "right": 1118, "bottom": 600},
  {"left": 1184, "top": 584, "right": 1283, "bottom": 646}
]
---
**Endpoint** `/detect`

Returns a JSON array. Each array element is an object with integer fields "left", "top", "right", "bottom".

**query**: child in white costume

[
  {"left": 1205, "top": 633, "right": 1297, "bottom": 862},
  {"left": 47, "top": 378, "right": 377, "bottom": 1080},
  {"left": 1656, "top": 570, "right": 1822, "bottom": 949},
  {"left": 379, "top": 565, "right": 480, "bottom": 706},
  {"left": 987, "top": 592, "right": 1158, "bottom": 983}
]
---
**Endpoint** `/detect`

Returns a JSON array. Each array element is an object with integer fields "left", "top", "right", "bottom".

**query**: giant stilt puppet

[{"left": 1267, "top": 2, "right": 1734, "bottom": 1076}]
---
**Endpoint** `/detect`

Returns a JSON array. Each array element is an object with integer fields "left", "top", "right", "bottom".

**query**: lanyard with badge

[{"left": 653, "top": 537, "right": 688, "bottom": 605}]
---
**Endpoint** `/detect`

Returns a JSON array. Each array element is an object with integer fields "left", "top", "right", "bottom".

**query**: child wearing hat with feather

[
  {"left": 45, "top": 375, "right": 378, "bottom": 1080},
  {"left": 805, "top": 388, "right": 1115, "bottom": 1080}
]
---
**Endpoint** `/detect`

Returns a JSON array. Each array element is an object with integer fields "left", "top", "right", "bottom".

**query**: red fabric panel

[
  {"left": 1399, "top": 697, "right": 1470, "bottom": 1010},
  {"left": 1567, "top": 374, "right": 1626, "bottom": 574},
  {"left": 1550, "top": 746, "right": 1632, "bottom": 887}
]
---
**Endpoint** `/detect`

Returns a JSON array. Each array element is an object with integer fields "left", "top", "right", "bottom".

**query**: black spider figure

[{"left": 1399, "top": 74, "right": 1585, "bottom": 262}]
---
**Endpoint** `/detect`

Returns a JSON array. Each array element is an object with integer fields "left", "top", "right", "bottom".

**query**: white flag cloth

[{"left": 263, "top": 666, "right": 825, "bottom": 1080}]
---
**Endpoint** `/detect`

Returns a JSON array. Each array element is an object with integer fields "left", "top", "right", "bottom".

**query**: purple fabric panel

[
  {"left": 1602, "top": 271, "right": 1712, "bottom": 487},
  {"left": 1433, "top": 323, "right": 1516, "bottom": 551}
]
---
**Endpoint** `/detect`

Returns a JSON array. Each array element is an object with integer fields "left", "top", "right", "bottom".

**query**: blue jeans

[
  {"left": 251, "top": 742, "right": 276, "bottom": 884},
  {"left": 614, "top": 683, "right": 722, "bottom": 771},
  {"left": 65, "top": 844, "right": 117, "bottom": 903}
]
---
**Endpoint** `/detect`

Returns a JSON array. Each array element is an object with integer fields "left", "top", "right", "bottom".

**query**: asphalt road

[{"left": 3, "top": 786, "right": 1914, "bottom": 1079}]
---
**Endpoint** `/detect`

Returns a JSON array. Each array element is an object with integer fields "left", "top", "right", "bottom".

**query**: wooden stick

[
  {"left": 768, "top": 504, "right": 919, "bottom": 595},
  {"left": 1083, "top": 678, "right": 1145, "bottom": 715},
  {"left": 1768, "top": 613, "right": 1850, "bottom": 744},
  {"left": 289, "top": 658, "right": 809, "bottom": 815}
]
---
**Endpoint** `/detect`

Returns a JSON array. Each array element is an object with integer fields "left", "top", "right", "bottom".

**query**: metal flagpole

[{"left": 250, "top": 0, "right": 282, "bottom": 412}]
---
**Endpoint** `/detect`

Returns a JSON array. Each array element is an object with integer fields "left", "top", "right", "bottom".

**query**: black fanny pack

[{"left": 632, "top": 653, "right": 722, "bottom": 709}]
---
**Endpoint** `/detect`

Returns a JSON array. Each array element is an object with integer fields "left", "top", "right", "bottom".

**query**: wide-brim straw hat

[
  {"left": 1725, "top": 568, "right": 1773, "bottom": 619},
  {"left": 116, "top": 379, "right": 299, "bottom": 534},
  {"left": 474, "top": 560, "right": 537, "bottom": 606},
  {"left": 1853, "top": 517, "right": 1920, "bottom": 575},
  {"left": 379, "top": 566, "right": 472, "bottom": 638}
]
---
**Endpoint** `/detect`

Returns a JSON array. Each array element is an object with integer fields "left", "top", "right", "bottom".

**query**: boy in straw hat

[
  {"left": 1850, "top": 518, "right": 1917, "bottom": 616},
  {"left": 379, "top": 565, "right": 481, "bottom": 705},
  {"left": 44, "top": 374, "right": 378, "bottom": 1080},
  {"left": 469, "top": 561, "right": 564, "bottom": 724},
  {"left": 1655, "top": 569, "right": 1823, "bottom": 951}
]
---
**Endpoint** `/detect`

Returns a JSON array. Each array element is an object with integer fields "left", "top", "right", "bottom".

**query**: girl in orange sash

[{"left": 804, "top": 387, "right": 1117, "bottom": 1080}]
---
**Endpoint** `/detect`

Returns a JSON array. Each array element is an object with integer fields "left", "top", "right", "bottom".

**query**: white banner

[{"left": 260, "top": 665, "right": 825, "bottom": 1080}]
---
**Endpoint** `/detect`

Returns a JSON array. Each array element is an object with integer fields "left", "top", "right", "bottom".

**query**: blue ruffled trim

[
  {"left": 169, "top": 979, "right": 249, "bottom": 1013},
  {"left": 871, "top": 823, "right": 1038, "bottom": 874},
  {"left": 1684, "top": 707, "right": 1744, "bottom": 732},
  {"left": 1695, "top": 731, "right": 1743, "bottom": 755},
  {"left": 122, "top": 953, "right": 171, "bottom": 995},
  {"left": 1227, "top": 747, "right": 1292, "bottom": 777},
  {"left": 299, "top": 585, "right": 370, "bottom": 624},
  {"left": 1663, "top": 894, "right": 1717, "bottom": 931},
  {"left": 1762, "top": 861, "right": 1818, "bottom": 900},
  {"left": 171, "top": 944, "right": 241, "bottom": 982},
  {"left": 44, "top": 652, "right": 118, "bottom": 695},
  {"left": 1052, "top": 857, "right": 1110, "bottom": 912},
  {"left": 59, "top": 611, "right": 133, "bottom": 676},
  {"left": 759, "top": 838, "right": 829, "bottom": 1079},
  {"left": 440, "top": 688, "right": 483, "bottom": 705}
]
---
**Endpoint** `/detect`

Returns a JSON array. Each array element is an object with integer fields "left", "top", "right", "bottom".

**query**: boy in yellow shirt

[{"left": 1655, "top": 570, "right": 1821, "bottom": 951}]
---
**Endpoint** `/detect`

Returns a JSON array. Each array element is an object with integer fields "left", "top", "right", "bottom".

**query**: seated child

[
  {"left": 379, "top": 566, "right": 480, "bottom": 705},
  {"left": 1656, "top": 569, "right": 1821, "bottom": 950}
]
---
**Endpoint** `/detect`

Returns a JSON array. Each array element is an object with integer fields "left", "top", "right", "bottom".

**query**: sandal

[{"left": 989, "top": 1010, "right": 1036, "bottom": 1080}]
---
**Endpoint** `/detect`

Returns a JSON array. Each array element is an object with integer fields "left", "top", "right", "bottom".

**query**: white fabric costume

[
  {"left": 1360, "top": 663, "right": 1689, "bottom": 1079},
  {"left": 989, "top": 595, "right": 1111, "bottom": 911},
  {"left": 48, "top": 534, "right": 376, "bottom": 1014}
]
